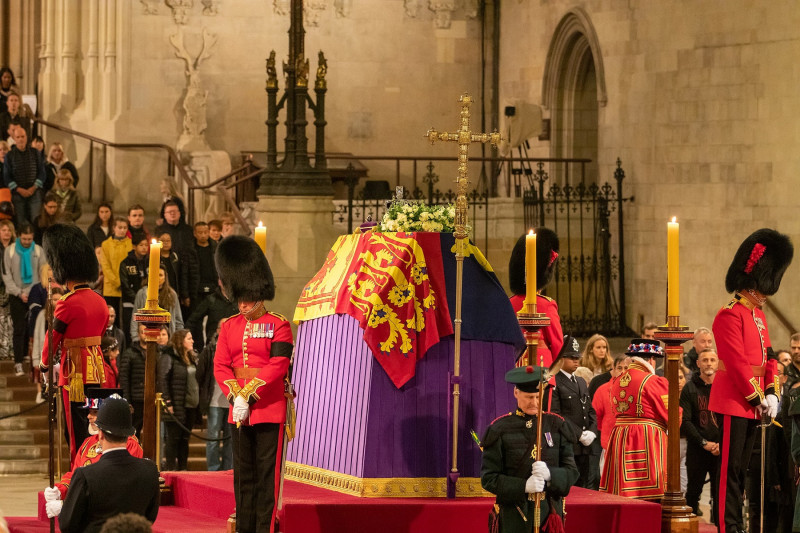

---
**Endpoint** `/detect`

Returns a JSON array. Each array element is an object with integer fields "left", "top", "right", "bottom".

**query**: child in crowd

[
  {"left": 99, "top": 217, "right": 133, "bottom": 327},
  {"left": 208, "top": 219, "right": 222, "bottom": 243}
]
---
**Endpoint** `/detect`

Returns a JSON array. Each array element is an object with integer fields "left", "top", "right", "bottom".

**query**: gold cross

[{"left": 426, "top": 93, "right": 501, "bottom": 240}]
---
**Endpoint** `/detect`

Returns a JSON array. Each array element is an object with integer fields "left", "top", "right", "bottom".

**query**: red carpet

[{"left": 11, "top": 471, "right": 662, "bottom": 533}]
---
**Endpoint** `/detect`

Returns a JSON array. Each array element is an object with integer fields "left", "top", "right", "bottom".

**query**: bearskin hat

[
  {"left": 508, "top": 227, "right": 560, "bottom": 295},
  {"left": 725, "top": 229, "right": 793, "bottom": 296},
  {"left": 43, "top": 224, "right": 99, "bottom": 285},
  {"left": 215, "top": 235, "right": 275, "bottom": 303}
]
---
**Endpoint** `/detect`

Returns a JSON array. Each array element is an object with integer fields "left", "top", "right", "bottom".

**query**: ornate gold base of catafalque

[{"left": 285, "top": 462, "right": 491, "bottom": 498}]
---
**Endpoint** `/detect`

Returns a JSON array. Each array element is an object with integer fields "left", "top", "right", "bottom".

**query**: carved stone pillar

[
  {"left": 60, "top": 0, "right": 79, "bottom": 112},
  {"left": 101, "top": 0, "right": 118, "bottom": 119}
]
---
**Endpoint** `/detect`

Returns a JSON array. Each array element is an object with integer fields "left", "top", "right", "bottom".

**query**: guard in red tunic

[
  {"left": 39, "top": 224, "right": 110, "bottom": 460},
  {"left": 43, "top": 389, "right": 142, "bottom": 518},
  {"left": 509, "top": 227, "right": 563, "bottom": 368},
  {"left": 710, "top": 228, "right": 793, "bottom": 533},
  {"left": 600, "top": 339, "right": 670, "bottom": 500},
  {"left": 213, "top": 236, "right": 293, "bottom": 533}
]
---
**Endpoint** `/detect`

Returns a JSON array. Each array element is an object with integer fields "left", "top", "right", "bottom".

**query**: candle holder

[
  {"left": 134, "top": 303, "right": 170, "bottom": 463},
  {"left": 517, "top": 305, "right": 551, "bottom": 368},
  {"left": 654, "top": 318, "right": 698, "bottom": 533}
]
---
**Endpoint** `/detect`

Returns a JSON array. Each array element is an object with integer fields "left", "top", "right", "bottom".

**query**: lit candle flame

[{"left": 671, "top": 216, "right": 676, "bottom": 223}]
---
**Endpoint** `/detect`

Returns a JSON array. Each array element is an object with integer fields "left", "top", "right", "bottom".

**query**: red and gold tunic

[
  {"left": 510, "top": 293, "right": 563, "bottom": 367},
  {"left": 709, "top": 294, "right": 778, "bottom": 419},
  {"left": 40, "top": 286, "right": 110, "bottom": 399},
  {"left": 54, "top": 433, "right": 142, "bottom": 499},
  {"left": 599, "top": 358, "right": 671, "bottom": 500},
  {"left": 213, "top": 305, "right": 294, "bottom": 425}
]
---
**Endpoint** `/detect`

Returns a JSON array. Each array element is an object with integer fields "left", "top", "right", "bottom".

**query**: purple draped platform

[{"left": 287, "top": 313, "right": 517, "bottom": 481}]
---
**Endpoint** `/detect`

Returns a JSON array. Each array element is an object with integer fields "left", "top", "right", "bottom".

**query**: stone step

[
  {"left": 0, "top": 400, "right": 45, "bottom": 417},
  {"left": 0, "top": 389, "right": 11, "bottom": 401},
  {"left": 0, "top": 444, "right": 42, "bottom": 460},
  {"left": 0, "top": 415, "right": 48, "bottom": 431},
  {"left": 0, "top": 459, "right": 49, "bottom": 475}
]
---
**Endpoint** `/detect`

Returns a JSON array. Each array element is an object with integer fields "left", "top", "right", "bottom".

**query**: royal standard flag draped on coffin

[{"left": 294, "top": 232, "right": 524, "bottom": 388}]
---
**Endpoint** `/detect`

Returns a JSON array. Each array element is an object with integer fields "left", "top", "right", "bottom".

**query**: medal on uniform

[
  {"left": 545, "top": 432, "right": 554, "bottom": 448},
  {"left": 266, "top": 323, "right": 274, "bottom": 339},
  {"left": 526, "top": 419, "right": 532, "bottom": 428}
]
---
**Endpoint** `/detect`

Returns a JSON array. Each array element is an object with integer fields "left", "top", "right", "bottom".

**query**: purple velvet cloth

[{"left": 287, "top": 313, "right": 517, "bottom": 479}]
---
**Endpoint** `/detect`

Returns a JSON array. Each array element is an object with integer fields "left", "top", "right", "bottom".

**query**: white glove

[
  {"left": 46, "top": 499, "right": 63, "bottom": 518},
  {"left": 232, "top": 396, "right": 250, "bottom": 423},
  {"left": 765, "top": 395, "right": 779, "bottom": 419},
  {"left": 43, "top": 486, "right": 60, "bottom": 502},
  {"left": 579, "top": 430, "right": 597, "bottom": 447},
  {"left": 531, "top": 461, "right": 551, "bottom": 481},
  {"left": 525, "top": 474, "right": 545, "bottom": 493}
]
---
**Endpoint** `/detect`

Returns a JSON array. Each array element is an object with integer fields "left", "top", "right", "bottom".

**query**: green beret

[{"left": 505, "top": 365, "right": 546, "bottom": 393}]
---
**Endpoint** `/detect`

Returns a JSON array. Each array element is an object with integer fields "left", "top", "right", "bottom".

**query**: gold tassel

[
  {"left": 286, "top": 396, "right": 297, "bottom": 441},
  {"left": 68, "top": 372, "right": 84, "bottom": 402}
]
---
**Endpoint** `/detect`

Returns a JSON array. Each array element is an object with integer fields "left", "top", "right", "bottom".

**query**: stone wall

[
  {"left": 499, "top": 1, "right": 800, "bottom": 342},
  {"left": 38, "top": 1, "right": 488, "bottom": 212}
]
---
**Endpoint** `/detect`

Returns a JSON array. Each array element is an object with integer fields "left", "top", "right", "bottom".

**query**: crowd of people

[{"left": 482, "top": 228, "right": 798, "bottom": 533}]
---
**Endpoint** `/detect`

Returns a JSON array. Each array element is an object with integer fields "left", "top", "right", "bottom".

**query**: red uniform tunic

[
  {"left": 510, "top": 293, "right": 563, "bottom": 367},
  {"left": 55, "top": 433, "right": 142, "bottom": 499},
  {"left": 592, "top": 380, "right": 616, "bottom": 451},
  {"left": 599, "top": 358, "right": 671, "bottom": 500},
  {"left": 214, "top": 309, "right": 293, "bottom": 424},
  {"left": 709, "top": 294, "right": 778, "bottom": 419},
  {"left": 41, "top": 287, "right": 110, "bottom": 393}
]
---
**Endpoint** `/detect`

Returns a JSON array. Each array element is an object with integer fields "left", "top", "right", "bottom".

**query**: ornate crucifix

[{"left": 426, "top": 93, "right": 501, "bottom": 498}]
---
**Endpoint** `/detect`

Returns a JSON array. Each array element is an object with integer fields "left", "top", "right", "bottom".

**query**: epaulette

[
  {"left": 538, "top": 294, "right": 555, "bottom": 303},
  {"left": 543, "top": 411, "right": 564, "bottom": 422},
  {"left": 490, "top": 412, "right": 513, "bottom": 425},
  {"left": 59, "top": 290, "right": 77, "bottom": 302},
  {"left": 722, "top": 297, "right": 737, "bottom": 310},
  {"left": 268, "top": 311, "right": 288, "bottom": 322}
]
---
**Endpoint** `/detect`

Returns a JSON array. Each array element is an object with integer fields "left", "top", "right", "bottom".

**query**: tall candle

[
  {"left": 255, "top": 221, "right": 267, "bottom": 255},
  {"left": 525, "top": 230, "right": 537, "bottom": 310},
  {"left": 667, "top": 217, "right": 679, "bottom": 317},
  {"left": 147, "top": 239, "right": 162, "bottom": 303}
]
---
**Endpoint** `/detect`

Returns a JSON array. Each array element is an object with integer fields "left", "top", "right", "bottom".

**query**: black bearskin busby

[
  {"left": 508, "top": 227, "right": 560, "bottom": 295},
  {"left": 215, "top": 235, "right": 275, "bottom": 303},
  {"left": 43, "top": 223, "right": 99, "bottom": 285},
  {"left": 725, "top": 228, "right": 793, "bottom": 296}
]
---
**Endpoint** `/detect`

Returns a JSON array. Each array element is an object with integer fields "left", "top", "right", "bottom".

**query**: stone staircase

[{"left": 0, "top": 360, "right": 58, "bottom": 475}]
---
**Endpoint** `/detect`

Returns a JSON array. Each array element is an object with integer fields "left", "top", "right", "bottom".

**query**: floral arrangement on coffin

[{"left": 378, "top": 202, "right": 458, "bottom": 233}]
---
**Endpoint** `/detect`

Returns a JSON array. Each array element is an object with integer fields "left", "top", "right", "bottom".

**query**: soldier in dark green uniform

[{"left": 481, "top": 365, "right": 579, "bottom": 533}]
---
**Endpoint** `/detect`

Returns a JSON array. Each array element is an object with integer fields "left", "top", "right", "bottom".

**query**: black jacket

[
  {"left": 549, "top": 371, "right": 600, "bottom": 455},
  {"left": 679, "top": 373, "right": 720, "bottom": 446},
  {"left": 58, "top": 450, "right": 159, "bottom": 533},
  {"left": 157, "top": 346, "right": 197, "bottom": 425},
  {"left": 120, "top": 250, "right": 148, "bottom": 303},
  {"left": 185, "top": 289, "right": 237, "bottom": 345},
  {"left": 85, "top": 224, "right": 110, "bottom": 249},
  {"left": 587, "top": 370, "right": 611, "bottom": 400},
  {"left": 196, "top": 335, "right": 218, "bottom": 414},
  {"left": 119, "top": 343, "right": 147, "bottom": 403}
]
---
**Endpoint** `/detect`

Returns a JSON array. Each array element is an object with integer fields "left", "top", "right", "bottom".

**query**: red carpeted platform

[{"left": 11, "top": 471, "right": 666, "bottom": 533}]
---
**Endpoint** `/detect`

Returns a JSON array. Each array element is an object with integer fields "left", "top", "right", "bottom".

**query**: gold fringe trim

[
  {"left": 67, "top": 372, "right": 85, "bottom": 402},
  {"left": 284, "top": 462, "right": 492, "bottom": 498}
]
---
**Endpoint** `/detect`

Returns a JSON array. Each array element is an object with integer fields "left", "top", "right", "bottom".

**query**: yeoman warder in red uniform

[
  {"left": 710, "top": 228, "right": 793, "bottom": 533},
  {"left": 213, "top": 236, "right": 293, "bottom": 533}
]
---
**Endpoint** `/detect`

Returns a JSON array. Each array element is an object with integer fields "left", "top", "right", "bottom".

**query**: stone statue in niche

[{"left": 170, "top": 27, "right": 217, "bottom": 152}]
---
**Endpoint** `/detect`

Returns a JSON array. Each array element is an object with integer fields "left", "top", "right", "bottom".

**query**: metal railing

[{"left": 33, "top": 117, "right": 199, "bottom": 215}]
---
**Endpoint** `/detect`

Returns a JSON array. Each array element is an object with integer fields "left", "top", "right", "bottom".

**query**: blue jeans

[
  {"left": 206, "top": 406, "right": 232, "bottom": 471},
  {"left": 12, "top": 188, "right": 41, "bottom": 227}
]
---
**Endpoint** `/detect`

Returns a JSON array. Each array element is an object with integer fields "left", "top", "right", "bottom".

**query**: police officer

[
  {"left": 481, "top": 365, "right": 579, "bottom": 533},
  {"left": 548, "top": 336, "right": 600, "bottom": 489}
]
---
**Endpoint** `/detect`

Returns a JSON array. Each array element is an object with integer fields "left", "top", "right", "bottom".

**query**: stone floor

[{"left": 0, "top": 474, "right": 48, "bottom": 518}]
